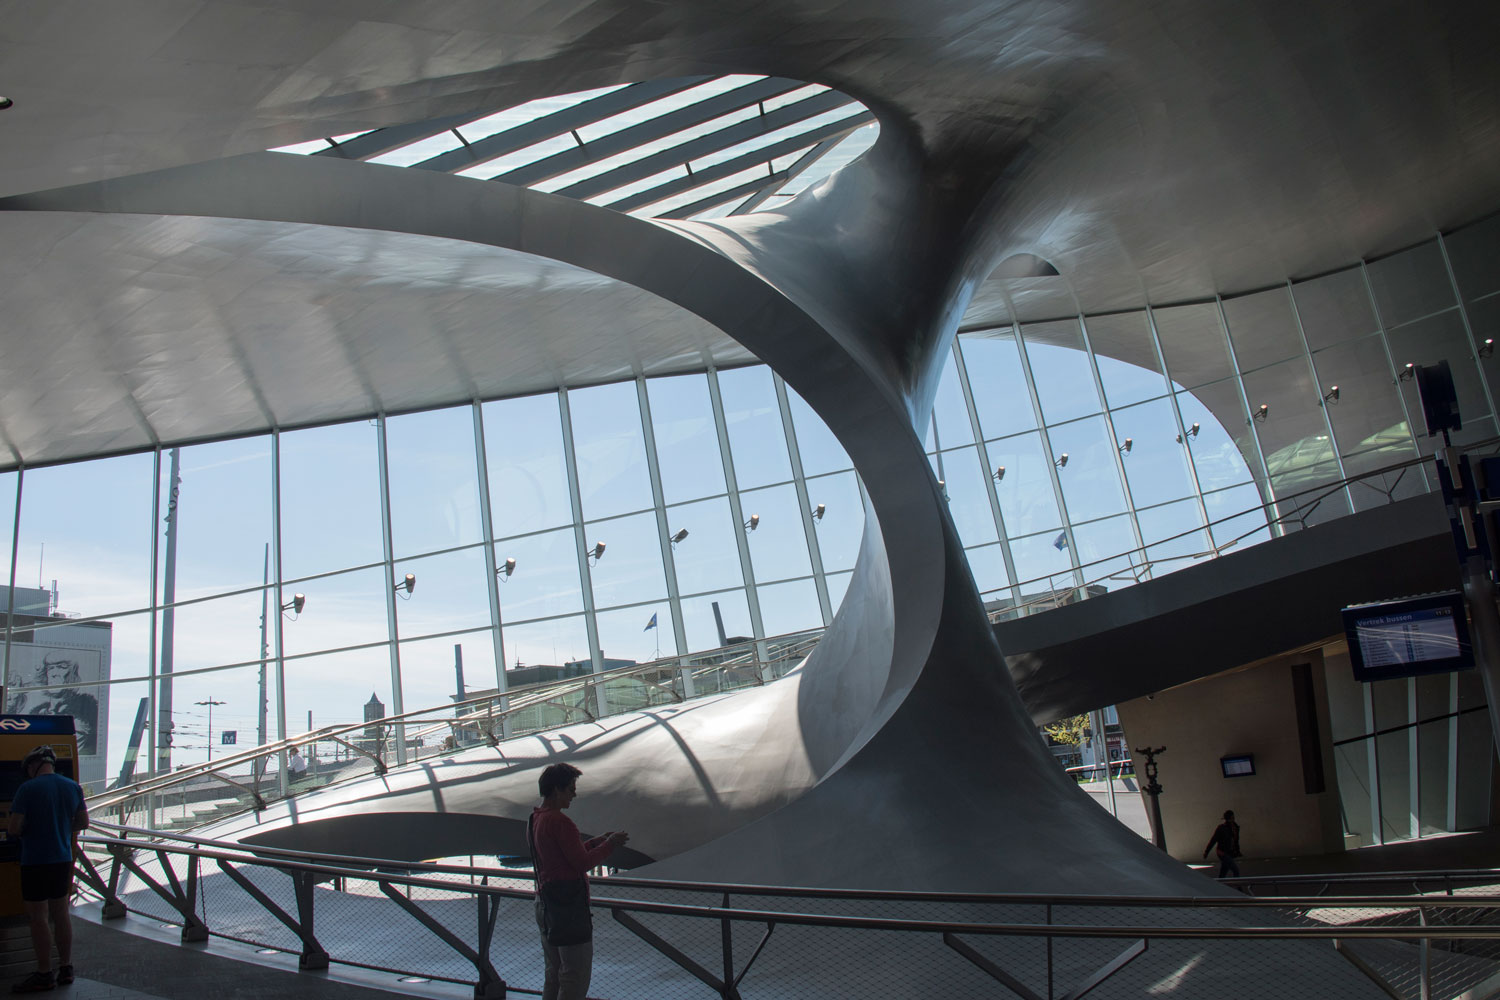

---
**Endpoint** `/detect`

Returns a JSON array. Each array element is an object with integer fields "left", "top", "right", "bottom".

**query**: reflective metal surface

[
  {"left": 0, "top": 210, "right": 747, "bottom": 465},
  {"left": 1, "top": 0, "right": 1495, "bottom": 912}
]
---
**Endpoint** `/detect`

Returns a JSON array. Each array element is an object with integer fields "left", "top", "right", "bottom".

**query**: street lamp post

[
  {"left": 196, "top": 698, "right": 226, "bottom": 761},
  {"left": 1136, "top": 745, "right": 1167, "bottom": 851}
]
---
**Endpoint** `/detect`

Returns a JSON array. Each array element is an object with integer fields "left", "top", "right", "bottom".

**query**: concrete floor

[{"left": 31, "top": 915, "right": 453, "bottom": 1000}]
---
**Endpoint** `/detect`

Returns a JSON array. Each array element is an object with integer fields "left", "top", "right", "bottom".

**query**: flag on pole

[
  {"left": 1052, "top": 531, "right": 1069, "bottom": 551},
  {"left": 643, "top": 612, "right": 658, "bottom": 632}
]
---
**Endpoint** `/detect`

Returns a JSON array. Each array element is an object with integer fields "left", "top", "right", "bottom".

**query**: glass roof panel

[
  {"left": 686, "top": 107, "right": 863, "bottom": 173},
  {"left": 532, "top": 104, "right": 764, "bottom": 193},
  {"left": 632, "top": 162, "right": 777, "bottom": 217},
  {"left": 573, "top": 75, "right": 765, "bottom": 142},
  {"left": 368, "top": 132, "right": 464, "bottom": 167},
  {"left": 759, "top": 84, "right": 830, "bottom": 112},
  {"left": 460, "top": 85, "right": 629, "bottom": 141},
  {"left": 270, "top": 138, "right": 334, "bottom": 155},
  {"left": 455, "top": 134, "right": 580, "bottom": 180},
  {"left": 269, "top": 130, "right": 375, "bottom": 155},
  {"left": 585, "top": 164, "right": 692, "bottom": 206},
  {"left": 259, "top": 76, "right": 876, "bottom": 221}
]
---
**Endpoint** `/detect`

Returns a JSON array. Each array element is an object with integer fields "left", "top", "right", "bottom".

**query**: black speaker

[{"left": 1414, "top": 360, "right": 1462, "bottom": 436}]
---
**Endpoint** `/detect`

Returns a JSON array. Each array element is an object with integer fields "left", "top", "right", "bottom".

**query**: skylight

[{"left": 266, "top": 76, "right": 878, "bottom": 222}]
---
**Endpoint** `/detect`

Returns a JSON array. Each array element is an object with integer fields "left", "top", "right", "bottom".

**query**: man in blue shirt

[{"left": 7, "top": 745, "right": 88, "bottom": 993}]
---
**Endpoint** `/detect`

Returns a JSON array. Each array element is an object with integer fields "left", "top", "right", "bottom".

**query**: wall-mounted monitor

[
  {"left": 1220, "top": 754, "right": 1255, "bottom": 778},
  {"left": 1341, "top": 592, "right": 1473, "bottom": 682}
]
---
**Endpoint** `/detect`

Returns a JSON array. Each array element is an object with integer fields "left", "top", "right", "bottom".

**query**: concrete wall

[{"left": 1117, "top": 651, "right": 1344, "bottom": 865}]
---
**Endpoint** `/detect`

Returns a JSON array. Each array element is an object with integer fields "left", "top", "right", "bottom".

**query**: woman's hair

[{"left": 539, "top": 762, "right": 583, "bottom": 799}]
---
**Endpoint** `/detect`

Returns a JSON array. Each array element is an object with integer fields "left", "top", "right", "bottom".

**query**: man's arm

[
  {"left": 72, "top": 803, "right": 89, "bottom": 834},
  {"left": 6, "top": 810, "right": 24, "bottom": 838}
]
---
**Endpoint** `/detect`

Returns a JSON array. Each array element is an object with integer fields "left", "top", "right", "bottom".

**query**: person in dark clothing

[
  {"left": 7, "top": 745, "right": 89, "bottom": 993},
  {"left": 1202, "top": 809, "right": 1241, "bottom": 878},
  {"left": 528, "top": 763, "right": 628, "bottom": 1000}
]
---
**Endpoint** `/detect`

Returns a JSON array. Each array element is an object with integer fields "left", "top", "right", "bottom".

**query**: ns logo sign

[{"left": 0, "top": 719, "right": 32, "bottom": 731}]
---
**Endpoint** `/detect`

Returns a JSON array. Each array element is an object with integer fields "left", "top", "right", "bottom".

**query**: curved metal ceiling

[{"left": 0, "top": 0, "right": 1495, "bottom": 463}]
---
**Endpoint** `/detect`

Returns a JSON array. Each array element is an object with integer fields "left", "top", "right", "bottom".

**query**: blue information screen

[
  {"left": 1343, "top": 592, "right": 1473, "bottom": 682},
  {"left": 1353, "top": 607, "right": 1461, "bottom": 669}
]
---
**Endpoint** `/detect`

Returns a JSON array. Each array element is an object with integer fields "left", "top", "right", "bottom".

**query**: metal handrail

[
  {"left": 75, "top": 823, "right": 1500, "bottom": 912},
  {"left": 72, "top": 826, "right": 1500, "bottom": 1000},
  {"left": 90, "top": 628, "right": 822, "bottom": 815},
  {"left": 982, "top": 438, "right": 1494, "bottom": 623}
]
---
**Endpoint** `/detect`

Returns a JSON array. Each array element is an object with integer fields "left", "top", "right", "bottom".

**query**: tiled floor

[
  {"left": 51, "top": 977, "right": 166, "bottom": 1000},
  {"left": 6, "top": 917, "right": 459, "bottom": 1000}
]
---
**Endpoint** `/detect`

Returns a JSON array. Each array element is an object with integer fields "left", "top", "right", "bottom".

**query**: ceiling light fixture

[
  {"left": 743, "top": 514, "right": 760, "bottom": 532},
  {"left": 811, "top": 503, "right": 826, "bottom": 522},
  {"left": 498, "top": 556, "right": 517, "bottom": 580},
  {"left": 588, "top": 542, "right": 606, "bottom": 564},
  {"left": 1397, "top": 362, "right": 1417, "bottom": 382},
  {"left": 1119, "top": 438, "right": 1133, "bottom": 455},
  {"left": 1177, "top": 422, "right": 1201, "bottom": 443},
  {"left": 1253, "top": 404, "right": 1269, "bottom": 422},
  {"left": 394, "top": 573, "right": 416, "bottom": 598},
  {"left": 280, "top": 593, "right": 306, "bottom": 616},
  {"left": 670, "top": 528, "right": 689, "bottom": 545},
  {"left": 1055, "top": 453, "right": 1069, "bottom": 468},
  {"left": 992, "top": 465, "right": 1006, "bottom": 483},
  {"left": 0, "top": 97, "right": 13, "bottom": 111},
  {"left": 1480, "top": 338, "right": 1495, "bottom": 359},
  {"left": 1322, "top": 385, "right": 1340, "bottom": 404}
]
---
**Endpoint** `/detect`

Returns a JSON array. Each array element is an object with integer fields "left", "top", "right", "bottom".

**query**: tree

[{"left": 1044, "top": 713, "right": 1089, "bottom": 746}]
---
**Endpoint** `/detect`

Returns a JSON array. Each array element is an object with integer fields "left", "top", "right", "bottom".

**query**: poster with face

[{"left": 5, "top": 645, "right": 103, "bottom": 756}]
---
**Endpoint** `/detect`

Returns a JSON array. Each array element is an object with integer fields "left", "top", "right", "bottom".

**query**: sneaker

[
  {"left": 53, "top": 968, "right": 71, "bottom": 986},
  {"left": 11, "top": 971, "right": 54, "bottom": 993}
]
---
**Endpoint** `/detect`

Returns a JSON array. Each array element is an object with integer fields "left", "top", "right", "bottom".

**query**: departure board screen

[{"left": 1343, "top": 593, "right": 1473, "bottom": 681}]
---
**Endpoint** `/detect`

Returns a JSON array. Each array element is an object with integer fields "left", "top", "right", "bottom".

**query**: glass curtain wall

[
  {"left": 0, "top": 371, "right": 855, "bottom": 788},
  {"left": 948, "top": 212, "right": 1500, "bottom": 615},
  {"left": 0, "top": 212, "right": 1496, "bottom": 793}
]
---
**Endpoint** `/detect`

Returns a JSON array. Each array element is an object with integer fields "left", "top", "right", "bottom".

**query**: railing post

[
  {"left": 99, "top": 843, "right": 127, "bottom": 919},
  {"left": 182, "top": 854, "right": 206, "bottom": 942},
  {"left": 721, "top": 892, "right": 736, "bottom": 1000},
  {"left": 294, "top": 871, "right": 330, "bottom": 970},
  {"left": 1419, "top": 907, "right": 1431, "bottom": 1000},
  {"left": 1046, "top": 902, "right": 1053, "bottom": 1000}
]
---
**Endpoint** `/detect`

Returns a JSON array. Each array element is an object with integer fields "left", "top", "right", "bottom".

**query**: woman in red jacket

[{"left": 528, "top": 763, "right": 629, "bottom": 1000}]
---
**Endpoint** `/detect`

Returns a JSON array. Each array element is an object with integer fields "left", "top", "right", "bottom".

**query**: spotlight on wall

[
  {"left": 1177, "top": 422, "right": 1201, "bottom": 443},
  {"left": 588, "top": 542, "right": 606, "bottom": 564},
  {"left": 1055, "top": 453, "right": 1069, "bottom": 469},
  {"left": 281, "top": 593, "right": 306, "bottom": 616},
  {"left": 670, "top": 528, "right": 689, "bottom": 546},
  {"left": 1322, "top": 384, "right": 1341, "bottom": 404},
  {"left": 1119, "top": 437, "right": 1133, "bottom": 455},
  {"left": 743, "top": 514, "right": 760, "bottom": 532},
  {"left": 811, "top": 503, "right": 826, "bottom": 522},
  {"left": 1481, "top": 338, "right": 1496, "bottom": 359},
  {"left": 1253, "top": 404, "right": 1269, "bottom": 422},
  {"left": 1397, "top": 362, "right": 1417, "bottom": 382},
  {"left": 394, "top": 573, "right": 416, "bottom": 598},
  {"left": 992, "top": 465, "right": 1006, "bottom": 483},
  {"left": 498, "top": 556, "right": 517, "bottom": 580}
]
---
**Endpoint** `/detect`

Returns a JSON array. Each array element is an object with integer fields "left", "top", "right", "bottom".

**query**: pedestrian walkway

[{"left": 48, "top": 914, "right": 459, "bottom": 1000}]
